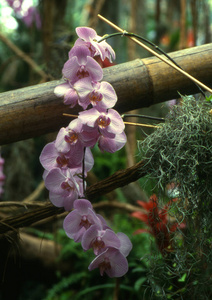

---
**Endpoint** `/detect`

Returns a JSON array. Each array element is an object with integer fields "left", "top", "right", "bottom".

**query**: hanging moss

[
  {"left": 138, "top": 96, "right": 212, "bottom": 299},
  {"left": 140, "top": 96, "right": 212, "bottom": 207}
]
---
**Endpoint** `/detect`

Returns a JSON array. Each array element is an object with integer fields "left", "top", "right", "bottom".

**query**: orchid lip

[
  {"left": 89, "top": 90, "right": 103, "bottom": 104},
  {"left": 80, "top": 215, "right": 92, "bottom": 229},
  {"left": 56, "top": 155, "right": 69, "bottom": 168},
  {"left": 64, "top": 131, "right": 78, "bottom": 144},
  {"left": 99, "top": 258, "right": 111, "bottom": 276},
  {"left": 77, "top": 65, "right": 90, "bottom": 79},
  {"left": 97, "top": 115, "right": 111, "bottom": 128},
  {"left": 61, "top": 181, "right": 72, "bottom": 192}
]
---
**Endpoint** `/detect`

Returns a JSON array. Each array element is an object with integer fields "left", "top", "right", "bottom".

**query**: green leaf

[
  {"left": 178, "top": 273, "right": 187, "bottom": 282},
  {"left": 134, "top": 277, "right": 147, "bottom": 291}
]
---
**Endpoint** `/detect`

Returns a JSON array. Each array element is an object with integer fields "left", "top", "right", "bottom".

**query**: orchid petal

[
  {"left": 54, "top": 82, "right": 70, "bottom": 97},
  {"left": 76, "top": 27, "right": 97, "bottom": 41},
  {"left": 116, "top": 232, "right": 132, "bottom": 257},
  {"left": 98, "top": 131, "right": 127, "bottom": 153},
  {"left": 88, "top": 248, "right": 128, "bottom": 278}
]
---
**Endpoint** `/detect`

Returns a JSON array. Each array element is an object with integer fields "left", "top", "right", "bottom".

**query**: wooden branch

[
  {"left": 0, "top": 160, "right": 147, "bottom": 234},
  {"left": 0, "top": 43, "right": 212, "bottom": 145}
]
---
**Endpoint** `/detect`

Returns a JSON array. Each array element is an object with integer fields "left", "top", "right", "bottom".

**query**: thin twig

[
  {"left": 63, "top": 113, "right": 159, "bottom": 128},
  {"left": 0, "top": 200, "right": 145, "bottom": 213},
  {"left": 82, "top": 147, "right": 86, "bottom": 197},
  {"left": 0, "top": 32, "right": 49, "bottom": 81},
  {"left": 22, "top": 181, "right": 45, "bottom": 203},
  {"left": 63, "top": 113, "right": 78, "bottom": 118},
  {"left": 124, "top": 121, "right": 159, "bottom": 128},
  {"left": 98, "top": 14, "right": 212, "bottom": 94},
  {"left": 122, "top": 114, "right": 165, "bottom": 122},
  {"left": 0, "top": 201, "right": 47, "bottom": 208}
]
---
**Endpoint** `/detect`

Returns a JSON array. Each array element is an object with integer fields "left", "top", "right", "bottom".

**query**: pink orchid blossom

[
  {"left": 63, "top": 199, "right": 104, "bottom": 242},
  {"left": 74, "top": 78, "right": 117, "bottom": 110},
  {"left": 40, "top": 142, "right": 79, "bottom": 170},
  {"left": 63, "top": 46, "right": 103, "bottom": 84},
  {"left": 40, "top": 25, "right": 132, "bottom": 278},
  {"left": 81, "top": 224, "right": 121, "bottom": 255},
  {"left": 88, "top": 248, "right": 129, "bottom": 278},
  {"left": 79, "top": 108, "right": 125, "bottom": 137},
  {"left": 45, "top": 167, "right": 85, "bottom": 211},
  {"left": 73, "top": 27, "right": 115, "bottom": 62},
  {"left": 88, "top": 230, "right": 132, "bottom": 277},
  {"left": 55, "top": 78, "right": 117, "bottom": 111},
  {"left": 45, "top": 167, "right": 80, "bottom": 198},
  {"left": 40, "top": 141, "right": 94, "bottom": 174},
  {"left": 55, "top": 118, "right": 98, "bottom": 158}
]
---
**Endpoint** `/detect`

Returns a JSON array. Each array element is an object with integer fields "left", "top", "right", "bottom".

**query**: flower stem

[
  {"left": 124, "top": 122, "right": 159, "bottom": 128},
  {"left": 63, "top": 113, "right": 160, "bottom": 128},
  {"left": 98, "top": 14, "right": 212, "bottom": 95},
  {"left": 122, "top": 114, "right": 165, "bottom": 122}
]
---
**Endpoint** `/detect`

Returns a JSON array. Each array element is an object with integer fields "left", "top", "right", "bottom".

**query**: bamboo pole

[
  {"left": 98, "top": 14, "right": 212, "bottom": 94},
  {"left": 0, "top": 43, "right": 212, "bottom": 145}
]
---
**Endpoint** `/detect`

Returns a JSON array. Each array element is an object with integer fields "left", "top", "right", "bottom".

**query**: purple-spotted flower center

[
  {"left": 61, "top": 181, "right": 73, "bottom": 192},
  {"left": 91, "top": 237, "right": 105, "bottom": 255},
  {"left": 64, "top": 130, "right": 78, "bottom": 144},
  {"left": 77, "top": 65, "right": 89, "bottom": 79},
  {"left": 88, "top": 44, "right": 96, "bottom": 56},
  {"left": 89, "top": 90, "right": 103, "bottom": 105},
  {"left": 80, "top": 215, "right": 92, "bottom": 230},
  {"left": 99, "top": 257, "right": 111, "bottom": 276},
  {"left": 97, "top": 115, "right": 111, "bottom": 128},
  {"left": 56, "top": 155, "right": 69, "bottom": 168}
]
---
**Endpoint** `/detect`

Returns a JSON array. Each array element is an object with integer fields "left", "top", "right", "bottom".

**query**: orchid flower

[
  {"left": 71, "top": 27, "right": 115, "bottom": 62},
  {"left": 88, "top": 248, "right": 129, "bottom": 278},
  {"left": 79, "top": 107, "right": 125, "bottom": 137},
  {"left": 45, "top": 167, "right": 80, "bottom": 197},
  {"left": 42, "top": 26, "right": 132, "bottom": 278},
  {"left": 88, "top": 229, "right": 132, "bottom": 277},
  {"left": 63, "top": 199, "right": 105, "bottom": 242},
  {"left": 55, "top": 118, "right": 98, "bottom": 155},
  {"left": 74, "top": 78, "right": 117, "bottom": 110},
  {"left": 81, "top": 224, "right": 121, "bottom": 255},
  {"left": 63, "top": 46, "right": 103, "bottom": 84}
]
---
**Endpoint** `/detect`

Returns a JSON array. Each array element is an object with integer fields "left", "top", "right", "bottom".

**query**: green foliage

[
  {"left": 206, "top": 94, "right": 212, "bottom": 103},
  {"left": 43, "top": 272, "right": 88, "bottom": 300},
  {"left": 92, "top": 144, "right": 126, "bottom": 180}
]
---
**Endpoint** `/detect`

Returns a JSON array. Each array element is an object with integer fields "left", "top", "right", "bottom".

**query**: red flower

[{"left": 131, "top": 194, "right": 185, "bottom": 253}]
